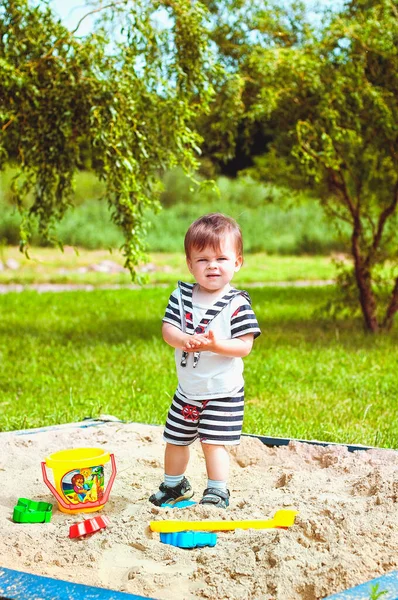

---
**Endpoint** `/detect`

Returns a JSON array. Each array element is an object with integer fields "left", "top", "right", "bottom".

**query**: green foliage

[
  {"left": 290, "top": 3, "right": 398, "bottom": 331},
  {"left": 153, "top": 169, "right": 347, "bottom": 255},
  {"left": 321, "top": 258, "right": 398, "bottom": 325},
  {"left": 368, "top": 583, "right": 388, "bottom": 600},
  {"left": 0, "top": 0, "right": 215, "bottom": 276},
  {"left": 199, "top": 0, "right": 398, "bottom": 331},
  {"left": 0, "top": 167, "right": 348, "bottom": 254},
  {"left": 0, "top": 286, "right": 397, "bottom": 446},
  {"left": 0, "top": 247, "right": 338, "bottom": 286},
  {"left": 2, "top": 0, "right": 397, "bottom": 330},
  {"left": 146, "top": 199, "right": 345, "bottom": 255},
  {"left": 0, "top": 169, "right": 116, "bottom": 247}
]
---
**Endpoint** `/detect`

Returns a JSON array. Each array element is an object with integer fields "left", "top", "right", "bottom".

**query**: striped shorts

[{"left": 163, "top": 387, "right": 244, "bottom": 446}]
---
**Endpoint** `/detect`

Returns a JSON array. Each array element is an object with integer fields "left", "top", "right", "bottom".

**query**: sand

[{"left": 0, "top": 420, "right": 397, "bottom": 600}]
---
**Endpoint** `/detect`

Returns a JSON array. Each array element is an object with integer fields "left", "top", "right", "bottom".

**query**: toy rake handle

[{"left": 41, "top": 453, "right": 117, "bottom": 511}]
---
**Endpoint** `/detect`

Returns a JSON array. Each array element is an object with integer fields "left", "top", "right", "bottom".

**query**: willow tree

[
  {"left": 200, "top": 0, "right": 398, "bottom": 332},
  {"left": 0, "top": 0, "right": 214, "bottom": 275}
]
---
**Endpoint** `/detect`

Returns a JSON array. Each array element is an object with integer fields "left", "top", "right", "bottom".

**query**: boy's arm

[
  {"left": 184, "top": 330, "right": 254, "bottom": 358},
  {"left": 162, "top": 322, "right": 192, "bottom": 350},
  {"left": 209, "top": 332, "right": 254, "bottom": 357}
]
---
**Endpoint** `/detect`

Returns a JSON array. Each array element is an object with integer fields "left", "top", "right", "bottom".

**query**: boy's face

[{"left": 186, "top": 233, "right": 242, "bottom": 293}]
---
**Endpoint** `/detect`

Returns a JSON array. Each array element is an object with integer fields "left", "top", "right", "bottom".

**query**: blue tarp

[
  {"left": 324, "top": 570, "right": 398, "bottom": 600},
  {"left": 0, "top": 567, "right": 154, "bottom": 600}
]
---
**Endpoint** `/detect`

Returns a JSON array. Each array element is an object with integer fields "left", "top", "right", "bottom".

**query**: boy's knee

[{"left": 201, "top": 442, "right": 226, "bottom": 453}]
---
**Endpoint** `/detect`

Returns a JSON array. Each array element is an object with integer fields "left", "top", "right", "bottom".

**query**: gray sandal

[
  {"left": 199, "top": 487, "right": 230, "bottom": 509},
  {"left": 149, "top": 477, "right": 194, "bottom": 507}
]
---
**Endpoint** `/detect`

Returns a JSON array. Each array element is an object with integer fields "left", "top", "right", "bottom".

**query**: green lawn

[
  {"left": 0, "top": 286, "right": 397, "bottom": 448},
  {"left": 0, "top": 246, "right": 336, "bottom": 285}
]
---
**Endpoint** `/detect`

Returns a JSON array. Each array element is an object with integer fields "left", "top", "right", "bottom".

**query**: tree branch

[
  {"left": 1, "top": 117, "right": 15, "bottom": 131},
  {"left": 365, "top": 180, "right": 398, "bottom": 269},
  {"left": 382, "top": 276, "right": 398, "bottom": 331},
  {"left": 331, "top": 138, "right": 362, "bottom": 208},
  {"left": 389, "top": 0, "right": 398, "bottom": 20},
  {"left": 322, "top": 184, "right": 353, "bottom": 225},
  {"left": 334, "top": 170, "right": 380, "bottom": 332},
  {"left": 329, "top": 169, "right": 358, "bottom": 222},
  {"left": 323, "top": 202, "right": 353, "bottom": 225},
  {"left": 26, "top": 0, "right": 129, "bottom": 67},
  {"left": 70, "top": 1, "right": 129, "bottom": 35}
]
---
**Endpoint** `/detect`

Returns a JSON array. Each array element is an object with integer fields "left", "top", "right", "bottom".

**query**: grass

[
  {"left": 0, "top": 167, "right": 349, "bottom": 254},
  {"left": 0, "top": 285, "right": 397, "bottom": 448},
  {"left": 0, "top": 246, "right": 337, "bottom": 286}
]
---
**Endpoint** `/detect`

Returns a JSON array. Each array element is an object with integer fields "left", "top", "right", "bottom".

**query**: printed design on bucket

[{"left": 61, "top": 465, "right": 104, "bottom": 504}]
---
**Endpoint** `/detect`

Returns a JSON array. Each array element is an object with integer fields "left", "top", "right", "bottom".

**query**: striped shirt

[{"left": 163, "top": 284, "right": 261, "bottom": 399}]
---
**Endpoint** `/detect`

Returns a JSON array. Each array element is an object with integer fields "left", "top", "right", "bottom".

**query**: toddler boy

[{"left": 149, "top": 213, "right": 261, "bottom": 508}]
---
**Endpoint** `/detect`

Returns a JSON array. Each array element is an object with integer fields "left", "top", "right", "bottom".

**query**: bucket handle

[{"left": 41, "top": 453, "right": 117, "bottom": 511}]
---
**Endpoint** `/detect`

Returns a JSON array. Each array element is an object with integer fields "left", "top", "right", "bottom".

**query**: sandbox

[{"left": 0, "top": 420, "right": 397, "bottom": 599}]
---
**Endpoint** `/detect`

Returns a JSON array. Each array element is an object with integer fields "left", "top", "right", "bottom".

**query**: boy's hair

[{"left": 184, "top": 213, "right": 243, "bottom": 258}]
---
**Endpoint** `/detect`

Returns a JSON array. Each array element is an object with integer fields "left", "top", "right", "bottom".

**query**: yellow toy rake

[{"left": 150, "top": 509, "right": 298, "bottom": 533}]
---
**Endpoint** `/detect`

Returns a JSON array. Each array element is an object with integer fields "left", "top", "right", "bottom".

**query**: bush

[
  {"left": 147, "top": 171, "right": 349, "bottom": 254},
  {"left": 0, "top": 166, "right": 349, "bottom": 254}
]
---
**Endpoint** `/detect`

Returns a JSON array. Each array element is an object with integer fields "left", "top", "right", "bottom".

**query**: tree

[
  {"left": 0, "top": 0, "right": 214, "bottom": 276},
  {"left": 200, "top": 0, "right": 398, "bottom": 332}
]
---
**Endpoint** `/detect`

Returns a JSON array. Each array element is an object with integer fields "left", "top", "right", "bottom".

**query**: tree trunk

[
  {"left": 351, "top": 223, "right": 379, "bottom": 333},
  {"left": 382, "top": 277, "right": 398, "bottom": 331},
  {"left": 353, "top": 260, "right": 379, "bottom": 333}
]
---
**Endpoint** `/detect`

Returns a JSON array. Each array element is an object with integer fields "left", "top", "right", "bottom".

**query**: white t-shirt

[{"left": 162, "top": 284, "right": 261, "bottom": 399}]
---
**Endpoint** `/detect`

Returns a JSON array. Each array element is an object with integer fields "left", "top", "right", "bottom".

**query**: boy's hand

[
  {"left": 201, "top": 330, "right": 217, "bottom": 352},
  {"left": 183, "top": 330, "right": 253, "bottom": 358},
  {"left": 183, "top": 332, "right": 215, "bottom": 352}
]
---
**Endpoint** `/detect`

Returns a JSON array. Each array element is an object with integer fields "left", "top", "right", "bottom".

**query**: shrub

[{"left": 0, "top": 167, "right": 349, "bottom": 254}]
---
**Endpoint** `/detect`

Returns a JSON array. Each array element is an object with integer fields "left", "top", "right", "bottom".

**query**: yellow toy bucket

[{"left": 41, "top": 448, "right": 117, "bottom": 514}]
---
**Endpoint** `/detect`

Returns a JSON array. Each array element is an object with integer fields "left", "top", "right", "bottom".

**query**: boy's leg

[
  {"left": 197, "top": 388, "right": 245, "bottom": 508},
  {"left": 201, "top": 443, "right": 229, "bottom": 480},
  {"left": 149, "top": 389, "right": 201, "bottom": 505},
  {"left": 164, "top": 442, "right": 190, "bottom": 475},
  {"left": 200, "top": 442, "right": 230, "bottom": 508},
  {"left": 149, "top": 441, "right": 194, "bottom": 506}
]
